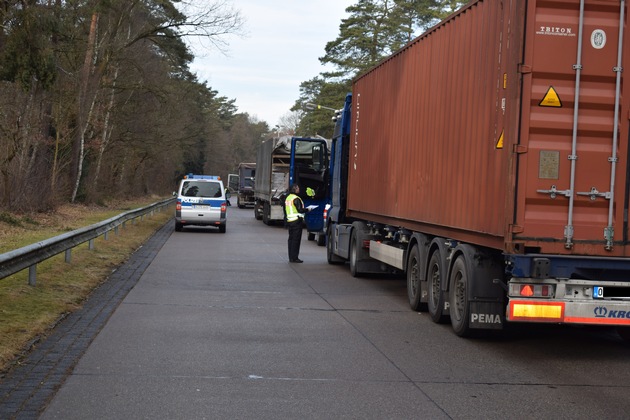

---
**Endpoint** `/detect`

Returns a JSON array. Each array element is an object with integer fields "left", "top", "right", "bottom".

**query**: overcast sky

[{"left": 188, "top": 1, "right": 355, "bottom": 127}]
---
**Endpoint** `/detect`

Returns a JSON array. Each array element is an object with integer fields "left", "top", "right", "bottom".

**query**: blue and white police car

[{"left": 174, "top": 174, "right": 228, "bottom": 233}]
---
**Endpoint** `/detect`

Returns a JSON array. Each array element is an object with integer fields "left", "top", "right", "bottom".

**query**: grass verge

[{"left": 0, "top": 197, "right": 174, "bottom": 373}]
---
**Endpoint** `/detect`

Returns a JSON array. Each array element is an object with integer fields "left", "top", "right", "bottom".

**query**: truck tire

[
  {"left": 349, "top": 229, "right": 360, "bottom": 277},
  {"left": 254, "top": 201, "right": 262, "bottom": 220},
  {"left": 326, "top": 227, "right": 344, "bottom": 264},
  {"left": 262, "top": 202, "right": 270, "bottom": 225},
  {"left": 407, "top": 244, "right": 427, "bottom": 312},
  {"left": 427, "top": 247, "right": 448, "bottom": 323},
  {"left": 449, "top": 254, "right": 472, "bottom": 336}
]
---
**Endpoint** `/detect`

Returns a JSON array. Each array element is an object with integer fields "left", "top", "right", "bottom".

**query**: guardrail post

[
  {"left": 29, "top": 265, "right": 36, "bottom": 286},
  {"left": 114, "top": 226, "right": 119, "bottom": 236},
  {"left": 104, "top": 231, "right": 109, "bottom": 241},
  {"left": 89, "top": 239, "right": 95, "bottom": 250},
  {"left": 65, "top": 249, "right": 72, "bottom": 263}
]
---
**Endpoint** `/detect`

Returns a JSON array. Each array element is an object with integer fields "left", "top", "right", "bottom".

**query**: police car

[{"left": 174, "top": 174, "right": 228, "bottom": 233}]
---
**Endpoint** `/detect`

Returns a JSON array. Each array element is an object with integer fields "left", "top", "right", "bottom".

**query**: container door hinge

[
  {"left": 519, "top": 64, "right": 532, "bottom": 74},
  {"left": 513, "top": 145, "right": 527, "bottom": 154}
]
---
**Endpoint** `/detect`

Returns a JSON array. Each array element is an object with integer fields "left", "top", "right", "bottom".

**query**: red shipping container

[{"left": 347, "top": 0, "right": 629, "bottom": 257}]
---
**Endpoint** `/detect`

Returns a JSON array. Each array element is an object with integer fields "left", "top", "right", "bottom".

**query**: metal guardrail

[{"left": 0, "top": 198, "right": 175, "bottom": 285}]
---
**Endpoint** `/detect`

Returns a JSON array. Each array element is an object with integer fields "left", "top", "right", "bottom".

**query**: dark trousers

[{"left": 287, "top": 220, "right": 303, "bottom": 261}]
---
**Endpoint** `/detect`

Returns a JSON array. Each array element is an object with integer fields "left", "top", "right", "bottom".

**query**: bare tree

[{"left": 277, "top": 110, "right": 304, "bottom": 136}]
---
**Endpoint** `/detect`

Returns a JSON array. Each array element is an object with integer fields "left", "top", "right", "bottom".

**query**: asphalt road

[{"left": 4, "top": 201, "right": 630, "bottom": 419}]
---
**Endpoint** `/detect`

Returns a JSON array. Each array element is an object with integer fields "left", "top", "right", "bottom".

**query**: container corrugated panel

[
  {"left": 515, "top": 0, "right": 630, "bottom": 257},
  {"left": 348, "top": 0, "right": 629, "bottom": 256},
  {"left": 348, "top": 0, "right": 511, "bottom": 250}
]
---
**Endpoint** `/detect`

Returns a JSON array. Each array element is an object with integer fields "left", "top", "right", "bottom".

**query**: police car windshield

[{"left": 182, "top": 181, "right": 222, "bottom": 198}]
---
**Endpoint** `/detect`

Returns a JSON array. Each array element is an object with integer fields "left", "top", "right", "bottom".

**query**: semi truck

[
  {"left": 323, "top": 0, "right": 630, "bottom": 339},
  {"left": 236, "top": 162, "right": 256, "bottom": 208},
  {"left": 254, "top": 136, "right": 329, "bottom": 238}
]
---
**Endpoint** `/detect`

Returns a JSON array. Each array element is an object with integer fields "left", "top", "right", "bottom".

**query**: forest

[{"left": 0, "top": 0, "right": 466, "bottom": 213}]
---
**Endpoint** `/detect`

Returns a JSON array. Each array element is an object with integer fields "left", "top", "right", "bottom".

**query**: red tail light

[{"left": 509, "top": 284, "right": 554, "bottom": 298}]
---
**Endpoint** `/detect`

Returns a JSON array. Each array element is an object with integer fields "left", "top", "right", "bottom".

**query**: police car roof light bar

[{"left": 184, "top": 174, "right": 220, "bottom": 180}]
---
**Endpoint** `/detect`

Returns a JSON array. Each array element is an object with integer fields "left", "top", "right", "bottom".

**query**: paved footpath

[{"left": 0, "top": 222, "right": 173, "bottom": 419}]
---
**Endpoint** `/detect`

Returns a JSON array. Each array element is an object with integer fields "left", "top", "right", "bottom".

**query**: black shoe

[{"left": 290, "top": 259, "right": 303, "bottom": 263}]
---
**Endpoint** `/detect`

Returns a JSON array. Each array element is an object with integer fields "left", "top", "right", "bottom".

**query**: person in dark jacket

[{"left": 284, "top": 184, "right": 309, "bottom": 263}]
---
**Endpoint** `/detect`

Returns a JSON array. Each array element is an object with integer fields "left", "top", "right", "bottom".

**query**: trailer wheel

[
  {"left": 349, "top": 230, "right": 360, "bottom": 277},
  {"left": 449, "top": 255, "right": 472, "bottom": 336},
  {"left": 427, "top": 249, "right": 448, "bottom": 323},
  {"left": 262, "top": 202, "right": 270, "bottom": 225},
  {"left": 326, "top": 227, "right": 344, "bottom": 264},
  {"left": 254, "top": 201, "right": 262, "bottom": 220},
  {"left": 407, "top": 245, "right": 427, "bottom": 311}
]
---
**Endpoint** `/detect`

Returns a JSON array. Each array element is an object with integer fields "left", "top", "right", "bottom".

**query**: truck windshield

[{"left": 293, "top": 139, "right": 328, "bottom": 200}]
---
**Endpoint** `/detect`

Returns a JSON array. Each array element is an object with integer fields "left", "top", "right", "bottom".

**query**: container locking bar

[
  {"left": 576, "top": 187, "right": 611, "bottom": 201},
  {"left": 537, "top": 185, "right": 571, "bottom": 200},
  {"left": 603, "top": 0, "right": 625, "bottom": 251}
]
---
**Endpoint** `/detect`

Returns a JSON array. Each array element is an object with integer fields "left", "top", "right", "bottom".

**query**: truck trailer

[
  {"left": 236, "top": 162, "right": 256, "bottom": 208},
  {"left": 254, "top": 137, "right": 292, "bottom": 224},
  {"left": 325, "top": 0, "right": 630, "bottom": 339}
]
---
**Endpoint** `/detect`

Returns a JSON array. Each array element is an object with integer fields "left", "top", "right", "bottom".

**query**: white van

[{"left": 174, "top": 174, "right": 228, "bottom": 233}]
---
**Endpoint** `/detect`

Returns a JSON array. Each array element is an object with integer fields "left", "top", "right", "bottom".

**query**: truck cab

[{"left": 289, "top": 137, "right": 330, "bottom": 245}]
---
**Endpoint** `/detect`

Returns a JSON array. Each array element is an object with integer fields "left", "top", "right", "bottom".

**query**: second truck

[
  {"left": 320, "top": 0, "right": 630, "bottom": 339},
  {"left": 254, "top": 136, "right": 329, "bottom": 242}
]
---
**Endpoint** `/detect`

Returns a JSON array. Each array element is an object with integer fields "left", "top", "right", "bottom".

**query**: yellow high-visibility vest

[{"left": 285, "top": 193, "right": 304, "bottom": 222}]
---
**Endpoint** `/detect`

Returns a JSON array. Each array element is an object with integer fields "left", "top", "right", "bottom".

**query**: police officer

[{"left": 285, "top": 184, "right": 309, "bottom": 263}]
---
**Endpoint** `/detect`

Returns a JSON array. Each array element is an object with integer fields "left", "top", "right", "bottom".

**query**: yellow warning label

[
  {"left": 496, "top": 130, "right": 504, "bottom": 149},
  {"left": 539, "top": 86, "right": 562, "bottom": 107}
]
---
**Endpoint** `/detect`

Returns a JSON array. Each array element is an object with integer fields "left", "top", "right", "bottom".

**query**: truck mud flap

[{"left": 469, "top": 301, "right": 505, "bottom": 330}]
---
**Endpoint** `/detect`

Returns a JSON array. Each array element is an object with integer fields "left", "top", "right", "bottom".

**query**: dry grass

[{"left": 0, "top": 196, "right": 174, "bottom": 373}]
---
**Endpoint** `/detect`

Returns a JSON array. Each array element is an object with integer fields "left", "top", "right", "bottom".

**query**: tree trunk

[{"left": 71, "top": 11, "right": 99, "bottom": 203}]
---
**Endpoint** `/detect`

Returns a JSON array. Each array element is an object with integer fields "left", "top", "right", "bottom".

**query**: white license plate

[
  {"left": 594, "top": 286, "right": 604, "bottom": 299},
  {"left": 193, "top": 205, "right": 210, "bottom": 210}
]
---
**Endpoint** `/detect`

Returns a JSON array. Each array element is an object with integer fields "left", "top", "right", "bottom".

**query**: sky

[{"left": 188, "top": 1, "right": 355, "bottom": 127}]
